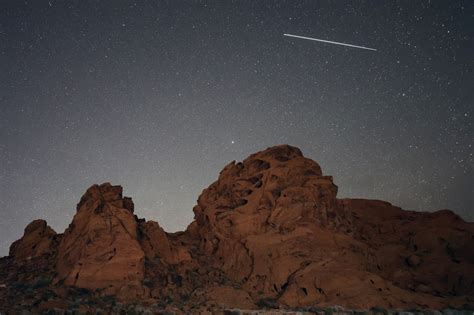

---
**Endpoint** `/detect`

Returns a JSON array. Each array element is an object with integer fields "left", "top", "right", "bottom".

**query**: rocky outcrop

[
  {"left": 9, "top": 219, "right": 58, "bottom": 260},
  {"left": 189, "top": 146, "right": 337, "bottom": 281},
  {"left": 55, "top": 183, "right": 146, "bottom": 299},
  {"left": 138, "top": 220, "right": 192, "bottom": 264},
  {"left": 336, "top": 200, "right": 474, "bottom": 302},
  {"left": 1, "top": 145, "right": 473, "bottom": 313},
  {"left": 187, "top": 145, "right": 474, "bottom": 309}
]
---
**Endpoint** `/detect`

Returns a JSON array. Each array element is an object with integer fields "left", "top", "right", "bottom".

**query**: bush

[
  {"left": 142, "top": 278, "right": 154, "bottom": 288},
  {"left": 100, "top": 295, "right": 117, "bottom": 306},
  {"left": 256, "top": 298, "right": 278, "bottom": 309},
  {"left": 33, "top": 277, "right": 53, "bottom": 289},
  {"left": 324, "top": 307, "right": 334, "bottom": 315},
  {"left": 77, "top": 287, "right": 92, "bottom": 296},
  {"left": 370, "top": 306, "right": 389, "bottom": 315},
  {"left": 11, "top": 282, "right": 29, "bottom": 290}
]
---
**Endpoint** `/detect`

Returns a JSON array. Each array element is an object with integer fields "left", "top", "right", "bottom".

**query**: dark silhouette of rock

[{"left": 1, "top": 145, "right": 473, "bottom": 313}]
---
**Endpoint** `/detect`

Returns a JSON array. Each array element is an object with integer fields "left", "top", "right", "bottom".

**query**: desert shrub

[
  {"left": 40, "top": 289, "right": 58, "bottom": 300},
  {"left": 125, "top": 309, "right": 138, "bottom": 315},
  {"left": 370, "top": 306, "right": 389, "bottom": 315},
  {"left": 11, "top": 282, "right": 29, "bottom": 290},
  {"left": 180, "top": 293, "right": 191, "bottom": 302},
  {"left": 33, "top": 277, "right": 53, "bottom": 289},
  {"left": 165, "top": 295, "right": 173, "bottom": 305},
  {"left": 100, "top": 295, "right": 117, "bottom": 306},
  {"left": 142, "top": 278, "right": 154, "bottom": 288},
  {"left": 296, "top": 306, "right": 317, "bottom": 313},
  {"left": 324, "top": 307, "right": 334, "bottom": 315},
  {"left": 81, "top": 298, "right": 97, "bottom": 306},
  {"left": 144, "top": 258, "right": 154, "bottom": 267},
  {"left": 461, "top": 303, "right": 474, "bottom": 311},
  {"left": 256, "top": 297, "right": 278, "bottom": 309},
  {"left": 171, "top": 273, "right": 183, "bottom": 286},
  {"left": 77, "top": 287, "right": 92, "bottom": 296}
]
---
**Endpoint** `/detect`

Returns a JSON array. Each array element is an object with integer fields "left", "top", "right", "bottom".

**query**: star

[{"left": 0, "top": 1, "right": 471, "bottom": 257}]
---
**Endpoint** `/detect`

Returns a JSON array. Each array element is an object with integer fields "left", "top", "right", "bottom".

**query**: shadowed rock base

[{"left": 1, "top": 145, "right": 473, "bottom": 313}]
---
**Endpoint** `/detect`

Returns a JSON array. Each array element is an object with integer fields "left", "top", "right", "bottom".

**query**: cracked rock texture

[
  {"left": 54, "top": 183, "right": 146, "bottom": 299},
  {"left": 1, "top": 145, "right": 473, "bottom": 313}
]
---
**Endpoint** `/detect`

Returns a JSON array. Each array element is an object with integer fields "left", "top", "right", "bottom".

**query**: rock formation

[
  {"left": 1, "top": 145, "right": 473, "bottom": 313},
  {"left": 55, "top": 183, "right": 147, "bottom": 300},
  {"left": 9, "top": 219, "right": 58, "bottom": 260}
]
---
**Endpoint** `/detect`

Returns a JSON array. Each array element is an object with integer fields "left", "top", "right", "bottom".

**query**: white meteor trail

[{"left": 283, "top": 33, "right": 377, "bottom": 52}]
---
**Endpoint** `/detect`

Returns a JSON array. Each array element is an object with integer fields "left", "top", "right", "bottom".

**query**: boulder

[{"left": 9, "top": 219, "right": 57, "bottom": 260}]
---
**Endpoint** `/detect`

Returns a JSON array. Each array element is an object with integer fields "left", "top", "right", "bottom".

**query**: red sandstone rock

[
  {"left": 2, "top": 145, "right": 473, "bottom": 312},
  {"left": 138, "top": 220, "right": 192, "bottom": 264},
  {"left": 187, "top": 145, "right": 474, "bottom": 309},
  {"left": 55, "top": 183, "right": 145, "bottom": 297},
  {"left": 9, "top": 219, "right": 57, "bottom": 260}
]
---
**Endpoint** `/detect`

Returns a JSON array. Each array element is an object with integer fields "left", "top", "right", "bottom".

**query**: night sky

[{"left": 1, "top": 1, "right": 472, "bottom": 256}]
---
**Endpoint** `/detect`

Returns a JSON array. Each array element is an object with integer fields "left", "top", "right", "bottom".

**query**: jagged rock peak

[
  {"left": 76, "top": 182, "right": 134, "bottom": 213},
  {"left": 56, "top": 182, "right": 144, "bottom": 298}
]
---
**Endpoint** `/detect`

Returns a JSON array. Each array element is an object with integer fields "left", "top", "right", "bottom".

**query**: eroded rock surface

[
  {"left": 1, "top": 145, "right": 473, "bottom": 313},
  {"left": 188, "top": 145, "right": 474, "bottom": 309},
  {"left": 55, "top": 183, "right": 146, "bottom": 298},
  {"left": 9, "top": 219, "right": 58, "bottom": 260}
]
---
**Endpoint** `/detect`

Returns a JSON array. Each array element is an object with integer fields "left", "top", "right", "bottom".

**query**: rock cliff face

[
  {"left": 1, "top": 145, "right": 473, "bottom": 313},
  {"left": 55, "top": 183, "right": 147, "bottom": 300}
]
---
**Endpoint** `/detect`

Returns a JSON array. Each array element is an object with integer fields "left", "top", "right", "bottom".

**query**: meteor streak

[{"left": 283, "top": 33, "right": 377, "bottom": 52}]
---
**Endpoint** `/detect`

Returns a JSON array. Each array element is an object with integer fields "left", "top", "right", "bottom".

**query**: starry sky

[{"left": 1, "top": 1, "right": 472, "bottom": 256}]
